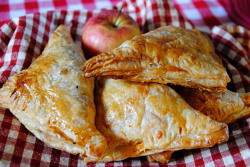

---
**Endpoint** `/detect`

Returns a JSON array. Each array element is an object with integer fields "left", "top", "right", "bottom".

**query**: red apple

[{"left": 81, "top": 9, "right": 141, "bottom": 59}]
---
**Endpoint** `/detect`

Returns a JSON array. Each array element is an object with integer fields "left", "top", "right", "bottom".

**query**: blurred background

[{"left": 0, "top": 0, "right": 249, "bottom": 31}]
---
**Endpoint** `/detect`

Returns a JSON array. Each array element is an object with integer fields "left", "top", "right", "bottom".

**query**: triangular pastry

[
  {"left": 81, "top": 26, "right": 230, "bottom": 93},
  {"left": 176, "top": 87, "right": 250, "bottom": 124},
  {"left": 0, "top": 25, "right": 107, "bottom": 158},
  {"left": 85, "top": 78, "right": 228, "bottom": 162},
  {"left": 147, "top": 87, "right": 250, "bottom": 163}
]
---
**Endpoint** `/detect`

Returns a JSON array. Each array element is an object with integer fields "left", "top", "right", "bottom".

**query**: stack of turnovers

[
  {"left": 81, "top": 25, "right": 249, "bottom": 163},
  {"left": 0, "top": 25, "right": 249, "bottom": 163}
]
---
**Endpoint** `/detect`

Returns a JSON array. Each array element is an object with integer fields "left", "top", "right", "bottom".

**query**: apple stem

[{"left": 114, "top": 6, "right": 123, "bottom": 27}]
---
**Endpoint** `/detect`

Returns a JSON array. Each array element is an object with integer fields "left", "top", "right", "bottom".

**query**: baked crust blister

[
  {"left": 0, "top": 25, "right": 107, "bottom": 158},
  {"left": 85, "top": 78, "right": 228, "bottom": 162},
  {"left": 82, "top": 26, "right": 230, "bottom": 93}
]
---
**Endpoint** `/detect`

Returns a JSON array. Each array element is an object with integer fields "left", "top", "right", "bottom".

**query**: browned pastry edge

[
  {"left": 81, "top": 57, "right": 228, "bottom": 93},
  {"left": 147, "top": 151, "right": 174, "bottom": 163},
  {"left": 84, "top": 124, "right": 228, "bottom": 163}
]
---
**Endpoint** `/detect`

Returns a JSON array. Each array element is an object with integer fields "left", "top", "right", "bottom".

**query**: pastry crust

[
  {"left": 147, "top": 87, "right": 250, "bottom": 163},
  {"left": 0, "top": 25, "right": 107, "bottom": 158},
  {"left": 81, "top": 26, "right": 230, "bottom": 93},
  {"left": 147, "top": 151, "right": 174, "bottom": 163},
  {"left": 85, "top": 79, "right": 228, "bottom": 162},
  {"left": 176, "top": 87, "right": 250, "bottom": 124}
]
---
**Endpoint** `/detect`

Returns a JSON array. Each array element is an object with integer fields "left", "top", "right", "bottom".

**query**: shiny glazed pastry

[
  {"left": 177, "top": 87, "right": 250, "bottom": 124},
  {"left": 81, "top": 26, "right": 230, "bottom": 93},
  {"left": 85, "top": 78, "right": 229, "bottom": 162},
  {"left": 0, "top": 25, "right": 107, "bottom": 158},
  {"left": 147, "top": 87, "right": 250, "bottom": 163}
]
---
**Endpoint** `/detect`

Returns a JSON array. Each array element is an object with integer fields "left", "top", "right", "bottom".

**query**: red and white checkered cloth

[
  {"left": 0, "top": 0, "right": 121, "bottom": 27},
  {"left": 171, "top": 0, "right": 235, "bottom": 32},
  {"left": 0, "top": 0, "right": 237, "bottom": 32},
  {"left": 0, "top": 0, "right": 249, "bottom": 166}
]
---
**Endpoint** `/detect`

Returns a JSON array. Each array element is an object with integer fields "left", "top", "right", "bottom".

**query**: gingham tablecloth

[{"left": 0, "top": 0, "right": 249, "bottom": 166}]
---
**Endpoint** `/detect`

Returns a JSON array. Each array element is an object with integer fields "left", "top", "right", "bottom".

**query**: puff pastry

[
  {"left": 147, "top": 151, "right": 173, "bottom": 163},
  {"left": 147, "top": 87, "right": 250, "bottom": 163},
  {"left": 176, "top": 87, "right": 250, "bottom": 124},
  {"left": 85, "top": 78, "right": 228, "bottom": 162},
  {"left": 0, "top": 25, "right": 107, "bottom": 158},
  {"left": 81, "top": 26, "right": 230, "bottom": 93}
]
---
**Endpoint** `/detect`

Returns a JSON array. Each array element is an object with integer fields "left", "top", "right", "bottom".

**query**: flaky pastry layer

[{"left": 82, "top": 26, "right": 230, "bottom": 93}]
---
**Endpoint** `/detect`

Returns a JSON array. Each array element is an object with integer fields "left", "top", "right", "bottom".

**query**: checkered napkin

[
  {"left": 171, "top": 0, "right": 235, "bottom": 33},
  {"left": 0, "top": 0, "right": 249, "bottom": 166},
  {"left": 0, "top": 0, "right": 121, "bottom": 27}
]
